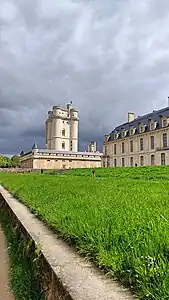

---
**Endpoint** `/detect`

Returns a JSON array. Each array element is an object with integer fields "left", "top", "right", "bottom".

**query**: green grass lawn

[
  {"left": 1, "top": 167, "right": 169, "bottom": 299},
  {"left": 63, "top": 165, "right": 169, "bottom": 180}
]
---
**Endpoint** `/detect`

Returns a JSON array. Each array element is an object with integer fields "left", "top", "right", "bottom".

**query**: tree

[
  {"left": 0, "top": 155, "right": 12, "bottom": 168},
  {"left": 11, "top": 155, "right": 21, "bottom": 168}
]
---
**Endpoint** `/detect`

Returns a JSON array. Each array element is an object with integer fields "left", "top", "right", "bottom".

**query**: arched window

[
  {"left": 151, "top": 155, "right": 155, "bottom": 166},
  {"left": 140, "top": 156, "right": 144, "bottom": 166},
  {"left": 161, "top": 153, "right": 165, "bottom": 165},
  {"left": 62, "top": 142, "right": 65, "bottom": 149}
]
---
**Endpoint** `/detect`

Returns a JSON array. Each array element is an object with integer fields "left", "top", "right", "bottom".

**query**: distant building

[
  {"left": 103, "top": 98, "right": 169, "bottom": 167},
  {"left": 20, "top": 148, "right": 102, "bottom": 170},
  {"left": 88, "top": 141, "right": 97, "bottom": 153},
  {"left": 20, "top": 103, "right": 103, "bottom": 170}
]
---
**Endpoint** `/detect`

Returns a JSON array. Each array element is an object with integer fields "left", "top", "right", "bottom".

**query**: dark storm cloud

[{"left": 1, "top": 0, "right": 169, "bottom": 154}]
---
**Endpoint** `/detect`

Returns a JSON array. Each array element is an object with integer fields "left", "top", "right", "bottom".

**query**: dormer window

[
  {"left": 130, "top": 127, "right": 136, "bottom": 136},
  {"left": 114, "top": 131, "right": 120, "bottom": 139},
  {"left": 104, "top": 134, "right": 110, "bottom": 142},
  {"left": 121, "top": 129, "right": 127, "bottom": 138},
  {"left": 150, "top": 120, "right": 157, "bottom": 131},
  {"left": 139, "top": 123, "right": 146, "bottom": 134},
  {"left": 162, "top": 118, "right": 168, "bottom": 128}
]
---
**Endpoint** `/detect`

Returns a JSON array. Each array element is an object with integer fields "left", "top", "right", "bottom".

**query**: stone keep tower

[{"left": 45, "top": 103, "right": 79, "bottom": 152}]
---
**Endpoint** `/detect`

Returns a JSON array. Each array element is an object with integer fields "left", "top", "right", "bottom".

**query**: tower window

[
  {"left": 62, "top": 142, "right": 65, "bottom": 149},
  {"left": 62, "top": 129, "right": 65, "bottom": 136}
]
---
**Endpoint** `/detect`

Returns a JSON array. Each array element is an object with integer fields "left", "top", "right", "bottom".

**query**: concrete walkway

[{"left": 0, "top": 225, "right": 14, "bottom": 300}]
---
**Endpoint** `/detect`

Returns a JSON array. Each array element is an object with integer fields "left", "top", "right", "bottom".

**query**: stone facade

[
  {"left": 45, "top": 103, "right": 78, "bottom": 152},
  {"left": 103, "top": 104, "right": 169, "bottom": 167},
  {"left": 21, "top": 150, "right": 102, "bottom": 170}
]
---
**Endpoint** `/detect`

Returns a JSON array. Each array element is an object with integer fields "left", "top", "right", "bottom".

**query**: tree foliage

[
  {"left": 11, "top": 155, "right": 21, "bottom": 167},
  {"left": 0, "top": 155, "right": 20, "bottom": 168}
]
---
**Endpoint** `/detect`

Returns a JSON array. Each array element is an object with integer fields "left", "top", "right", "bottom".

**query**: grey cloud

[
  {"left": 21, "top": 127, "right": 44, "bottom": 139},
  {"left": 1, "top": 0, "right": 169, "bottom": 154}
]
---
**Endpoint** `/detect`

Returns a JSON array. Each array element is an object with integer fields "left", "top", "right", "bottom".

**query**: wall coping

[{"left": 0, "top": 185, "right": 135, "bottom": 300}]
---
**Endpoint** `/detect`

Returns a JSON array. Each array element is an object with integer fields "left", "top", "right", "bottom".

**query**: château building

[
  {"left": 103, "top": 101, "right": 169, "bottom": 167},
  {"left": 20, "top": 102, "right": 102, "bottom": 170}
]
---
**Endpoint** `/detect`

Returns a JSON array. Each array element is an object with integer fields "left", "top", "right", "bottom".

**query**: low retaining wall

[
  {"left": 0, "top": 168, "right": 33, "bottom": 173},
  {"left": 0, "top": 186, "right": 135, "bottom": 300}
]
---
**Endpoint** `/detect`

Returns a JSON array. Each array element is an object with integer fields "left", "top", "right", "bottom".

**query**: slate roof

[
  {"left": 20, "top": 150, "right": 24, "bottom": 156},
  {"left": 108, "top": 106, "right": 169, "bottom": 142},
  {"left": 32, "top": 142, "right": 38, "bottom": 150}
]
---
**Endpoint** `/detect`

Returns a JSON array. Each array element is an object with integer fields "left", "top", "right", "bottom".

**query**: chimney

[
  {"left": 128, "top": 112, "right": 135, "bottom": 122},
  {"left": 168, "top": 96, "right": 169, "bottom": 107}
]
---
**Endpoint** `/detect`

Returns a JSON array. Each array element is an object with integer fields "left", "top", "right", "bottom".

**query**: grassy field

[
  {"left": 62, "top": 165, "right": 169, "bottom": 180},
  {"left": 0, "top": 167, "right": 169, "bottom": 299}
]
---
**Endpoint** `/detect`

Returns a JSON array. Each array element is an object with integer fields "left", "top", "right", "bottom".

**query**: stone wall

[{"left": 0, "top": 168, "right": 34, "bottom": 173}]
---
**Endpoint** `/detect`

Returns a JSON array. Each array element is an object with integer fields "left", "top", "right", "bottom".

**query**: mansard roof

[{"left": 108, "top": 106, "right": 169, "bottom": 142}]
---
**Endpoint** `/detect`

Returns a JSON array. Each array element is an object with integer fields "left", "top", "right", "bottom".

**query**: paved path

[{"left": 0, "top": 225, "right": 14, "bottom": 300}]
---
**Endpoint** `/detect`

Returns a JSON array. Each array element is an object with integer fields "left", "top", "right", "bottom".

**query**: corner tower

[{"left": 45, "top": 102, "right": 79, "bottom": 152}]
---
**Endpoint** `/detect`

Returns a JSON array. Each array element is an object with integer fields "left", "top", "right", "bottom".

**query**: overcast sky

[{"left": 1, "top": 0, "right": 169, "bottom": 154}]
